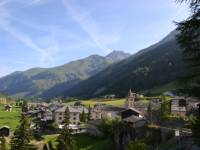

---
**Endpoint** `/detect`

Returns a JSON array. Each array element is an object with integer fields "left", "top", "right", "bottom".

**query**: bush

[{"left": 126, "top": 140, "right": 149, "bottom": 150}]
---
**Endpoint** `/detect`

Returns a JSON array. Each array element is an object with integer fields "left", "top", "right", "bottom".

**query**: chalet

[
  {"left": 0, "top": 126, "right": 10, "bottom": 137},
  {"left": 170, "top": 97, "right": 187, "bottom": 117},
  {"left": 4, "top": 105, "right": 12, "bottom": 112},
  {"left": 119, "top": 108, "right": 146, "bottom": 128}
]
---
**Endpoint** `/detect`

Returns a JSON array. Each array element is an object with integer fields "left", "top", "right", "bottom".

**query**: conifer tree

[
  {"left": 10, "top": 114, "right": 37, "bottom": 150},
  {"left": 22, "top": 100, "right": 29, "bottom": 113},
  {"left": 147, "top": 103, "right": 152, "bottom": 124},
  {"left": 56, "top": 107, "right": 76, "bottom": 150},
  {"left": 177, "top": 0, "right": 200, "bottom": 146},
  {"left": 80, "top": 110, "right": 86, "bottom": 123},
  {"left": 160, "top": 96, "right": 169, "bottom": 119},
  {"left": 87, "top": 105, "right": 91, "bottom": 121},
  {"left": 176, "top": 0, "right": 200, "bottom": 97}
]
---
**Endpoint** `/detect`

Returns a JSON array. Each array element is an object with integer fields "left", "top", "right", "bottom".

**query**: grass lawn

[
  {"left": 43, "top": 134, "right": 108, "bottom": 150},
  {"left": 0, "top": 104, "right": 21, "bottom": 130},
  {"left": 65, "top": 99, "right": 126, "bottom": 107}
]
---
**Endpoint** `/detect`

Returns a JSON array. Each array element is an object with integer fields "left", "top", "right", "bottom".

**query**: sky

[{"left": 0, "top": 0, "right": 190, "bottom": 77}]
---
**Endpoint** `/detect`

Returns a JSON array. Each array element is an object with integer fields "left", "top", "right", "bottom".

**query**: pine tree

[
  {"left": 22, "top": 101, "right": 28, "bottom": 113},
  {"left": 80, "top": 110, "right": 86, "bottom": 123},
  {"left": 176, "top": 0, "right": 200, "bottom": 97},
  {"left": 160, "top": 96, "right": 169, "bottom": 119},
  {"left": 0, "top": 136, "right": 7, "bottom": 150},
  {"left": 147, "top": 103, "right": 152, "bottom": 124},
  {"left": 10, "top": 114, "right": 37, "bottom": 150},
  {"left": 87, "top": 105, "right": 91, "bottom": 121},
  {"left": 56, "top": 107, "right": 76, "bottom": 150},
  {"left": 177, "top": 0, "right": 200, "bottom": 146}
]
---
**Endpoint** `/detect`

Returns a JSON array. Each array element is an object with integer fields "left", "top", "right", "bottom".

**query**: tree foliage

[
  {"left": 21, "top": 101, "right": 29, "bottom": 113},
  {"left": 87, "top": 105, "right": 91, "bottom": 121},
  {"left": 176, "top": 0, "right": 200, "bottom": 97},
  {"left": 0, "top": 136, "right": 8, "bottom": 150},
  {"left": 126, "top": 140, "right": 149, "bottom": 150},
  {"left": 56, "top": 107, "right": 76, "bottom": 150},
  {"left": 160, "top": 96, "right": 170, "bottom": 119},
  {"left": 190, "top": 116, "right": 200, "bottom": 146},
  {"left": 80, "top": 110, "right": 86, "bottom": 123},
  {"left": 10, "top": 114, "right": 37, "bottom": 150},
  {"left": 177, "top": 0, "right": 200, "bottom": 146}
]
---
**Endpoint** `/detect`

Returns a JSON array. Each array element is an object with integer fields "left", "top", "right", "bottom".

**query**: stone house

[{"left": 90, "top": 104, "right": 125, "bottom": 120}]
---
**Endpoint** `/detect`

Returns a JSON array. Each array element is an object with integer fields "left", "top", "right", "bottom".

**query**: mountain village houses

[
  {"left": 20, "top": 89, "right": 200, "bottom": 135},
  {"left": 24, "top": 90, "right": 147, "bottom": 132}
]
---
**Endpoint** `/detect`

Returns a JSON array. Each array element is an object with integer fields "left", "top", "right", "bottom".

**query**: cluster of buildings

[
  {"left": 24, "top": 90, "right": 147, "bottom": 132},
  {"left": 18, "top": 89, "right": 199, "bottom": 135}
]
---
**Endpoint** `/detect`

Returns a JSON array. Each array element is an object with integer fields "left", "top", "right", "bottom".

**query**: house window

[
  {"left": 73, "top": 113, "right": 76, "bottom": 116},
  {"left": 59, "top": 113, "right": 62, "bottom": 115},
  {"left": 73, "top": 117, "right": 76, "bottom": 120},
  {"left": 59, "top": 117, "right": 62, "bottom": 120}
]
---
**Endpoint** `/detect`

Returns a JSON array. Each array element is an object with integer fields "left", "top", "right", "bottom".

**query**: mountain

[
  {"left": 0, "top": 51, "right": 130, "bottom": 99},
  {"left": 60, "top": 30, "right": 188, "bottom": 98},
  {"left": 106, "top": 50, "right": 131, "bottom": 62}
]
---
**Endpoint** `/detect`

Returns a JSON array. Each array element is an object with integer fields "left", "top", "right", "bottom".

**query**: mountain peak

[{"left": 106, "top": 50, "right": 131, "bottom": 62}]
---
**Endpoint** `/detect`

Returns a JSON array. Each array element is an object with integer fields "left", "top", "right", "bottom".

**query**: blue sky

[{"left": 0, "top": 0, "right": 190, "bottom": 77}]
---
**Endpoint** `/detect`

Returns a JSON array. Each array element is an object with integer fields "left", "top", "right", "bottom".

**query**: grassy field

[
  {"left": 0, "top": 104, "right": 21, "bottom": 130},
  {"left": 43, "top": 134, "right": 107, "bottom": 150},
  {"left": 65, "top": 99, "right": 126, "bottom": 107},
  {"left": 143, "top": 81, "right": 178, "bottom": 95}
]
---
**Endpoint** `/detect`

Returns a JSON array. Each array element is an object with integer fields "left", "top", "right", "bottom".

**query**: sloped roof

[
  {"left": 123, "top": 115, "right": 146, "bottom": 124},
  {"left": 103, "top": 106, "right": 125, "bottom": 112},
  {"left": 120, "top": 107, "right": 141, "bottom": 114},
  {"left": 55, "top": 106, "right": 88, "bottom": 113}
]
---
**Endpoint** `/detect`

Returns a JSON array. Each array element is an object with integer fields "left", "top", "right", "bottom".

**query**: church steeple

[{"left": 125, "top": 89, "right": 136, "bottom": 109}]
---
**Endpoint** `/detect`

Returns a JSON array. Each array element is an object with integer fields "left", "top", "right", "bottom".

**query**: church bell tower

[{"left": 125, "top": 89, "right": 136, "bottom": 109}]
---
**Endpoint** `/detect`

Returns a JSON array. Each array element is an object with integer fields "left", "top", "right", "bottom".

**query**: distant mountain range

[
  {"left": 57, "top": 30, "right": 188, "bottom": 98},
  {"left": 0, "top": 30, "right": 188, "bottom": 100},
  {"left": 0, "top": 51, "right": 130, "bottom": 99}
]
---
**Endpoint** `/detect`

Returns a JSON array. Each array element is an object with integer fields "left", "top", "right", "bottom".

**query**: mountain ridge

[
  {"left": 0, "top": 51, "right": 131, "bottom": 99},
  {"left": 56, "top": 30, "right": 188, "bottom": 98}
]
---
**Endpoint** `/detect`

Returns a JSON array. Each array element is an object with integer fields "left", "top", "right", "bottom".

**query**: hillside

[
  {"left": 60, "top": 31, "right": 188, "bottom": 98},
  {"left": 0, "top": 51, "right": 130, "bottom": 99}
]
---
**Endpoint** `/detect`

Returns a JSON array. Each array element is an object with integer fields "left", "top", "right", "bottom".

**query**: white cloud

[
  {"left": 1, "top": 23, "right": 55, "bottom": 66},
  {"left": 0, "top": 0, "right": 58, "bottom": 67},
  {"left": 61, "top": 0, "right": 121, "bottom": 54},
  {"left": 28, "top": 0, "right": 49, "bottom": 6}
]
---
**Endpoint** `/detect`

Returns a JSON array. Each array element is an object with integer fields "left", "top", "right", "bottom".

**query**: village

[{"left": 0, "top": 90, "right": 200, "bottom": 150}]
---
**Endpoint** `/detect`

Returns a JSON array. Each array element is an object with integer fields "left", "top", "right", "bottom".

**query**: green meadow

[
  {"left": 65, "top": 99, "right": 126, "bottom": 107},
  {"left": 43, "top": 134, "right": 108, "bottom": 150},
  {"left": 0, "top": 104, "right": 21, "bottom": 130}
]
